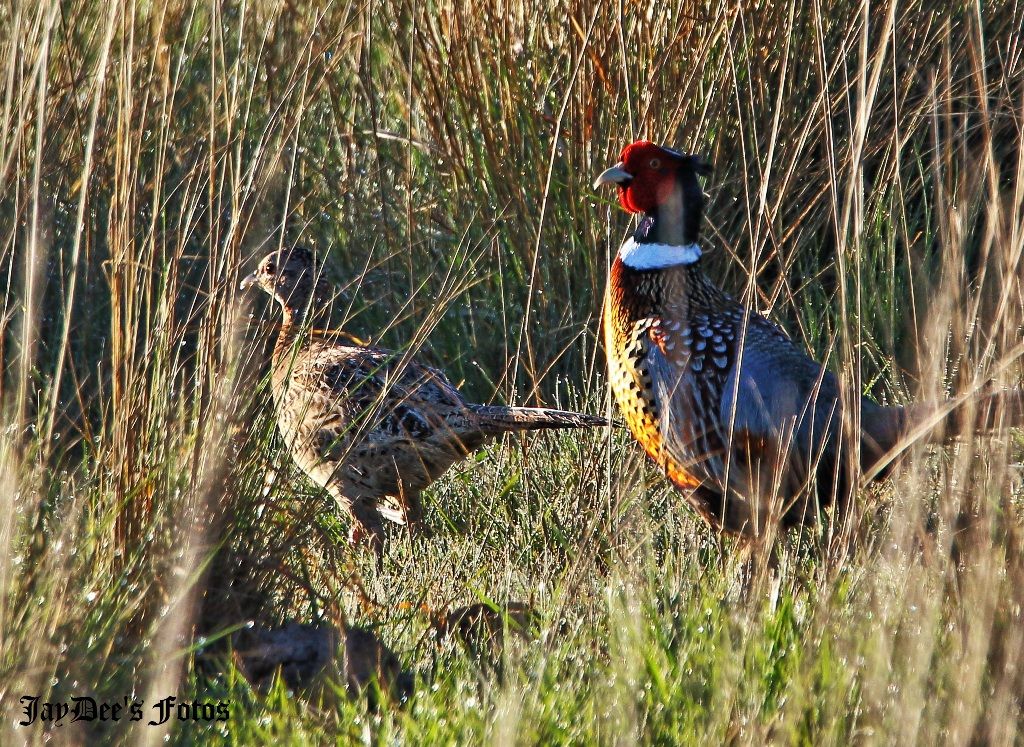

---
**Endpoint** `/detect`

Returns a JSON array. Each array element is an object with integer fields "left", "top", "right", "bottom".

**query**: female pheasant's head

[
  {"left": 594, "top": 141, "right": 712, "bottom": 245},
  {"left": 240, "top": 246, "right": 328, "bottom": 323}
]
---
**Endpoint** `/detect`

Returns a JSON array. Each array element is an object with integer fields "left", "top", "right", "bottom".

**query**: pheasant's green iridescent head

[{"left": 240, "top": 246, "right": 327, "bottom": 320}]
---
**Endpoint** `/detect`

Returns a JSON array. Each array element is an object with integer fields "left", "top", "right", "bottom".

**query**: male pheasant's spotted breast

[
  {"left": 604, "top": 257, "right": 761, "bottom": 500},
  {"left": 604, "top": 274, "right": 704, "bottom": 491}
]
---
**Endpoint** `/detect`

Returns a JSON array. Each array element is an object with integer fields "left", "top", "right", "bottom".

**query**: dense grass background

[{"left": 1, "top": 0, "right": 1023, "bottom": 743}]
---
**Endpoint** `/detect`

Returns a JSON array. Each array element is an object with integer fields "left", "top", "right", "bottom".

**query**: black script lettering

[
  {"left": 148, "top": 695, "right": 175, "bottom": 726},
  {"left": 99, "top": 701, "right": 121, "bottom": 721},
  {"left": 70, "top": 696, "right": 97, "bottom": 722},
  {"left": 41, "top": 701, "right": 70, "bottom": 725},
  {"left": 195, "top": 702, "right": 215, "bottom": 720},
  {"left": 19, "top": 696, "right": 38, "bottom": 726}
]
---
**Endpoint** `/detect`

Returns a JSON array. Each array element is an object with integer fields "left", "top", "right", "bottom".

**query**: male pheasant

[
  {"left": 594, "top": 140, "right": 1023, "bottom": 538},
  {"left": 241, "top": 246, "right": 607, "bottom": 552}
]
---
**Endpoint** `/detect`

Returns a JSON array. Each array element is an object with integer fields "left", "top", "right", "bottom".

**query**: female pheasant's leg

[
  {"left": 348, "top": 501, "right": 386, "bottom": 560},
  {"left": 403, "top": 490, "right": 431, "bottom": 538}
]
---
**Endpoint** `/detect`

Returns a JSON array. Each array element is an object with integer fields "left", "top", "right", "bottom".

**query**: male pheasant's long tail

[
  {"left": 469, "top": 405, "right": 609, "bottom": 434},
  {"left": 861, "top": 387, "right": 1024, "bottom": 477},
  {"left": 899, "top": 387, "right": 1024, "bottom": 443}
]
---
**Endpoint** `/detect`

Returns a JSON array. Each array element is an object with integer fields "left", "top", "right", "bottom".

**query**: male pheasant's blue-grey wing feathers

[
  {"left": 644, "top": 309, "right": 851, "bottom": 518},
  {"left": 645, "top": 340, "right": 729, "bottom": 489}
]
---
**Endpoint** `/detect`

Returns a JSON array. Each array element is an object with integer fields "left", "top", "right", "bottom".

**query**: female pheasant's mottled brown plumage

[{"left": 242, "top": 247, "right": 607, "bottom": 552}]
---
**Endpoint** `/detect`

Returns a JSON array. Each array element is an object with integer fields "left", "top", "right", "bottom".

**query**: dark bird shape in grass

[
  {"left": 420, "top": 600, "right": 552, "bottom": 677},
  {"left": 433, "top": 601, "right": 541, "bottom": 653},
  {"left": 233, "top": 622, "right": 413, "bottom": 703},
  {"left": 241, "top": 246, "right": 608, "bottom": 553}
]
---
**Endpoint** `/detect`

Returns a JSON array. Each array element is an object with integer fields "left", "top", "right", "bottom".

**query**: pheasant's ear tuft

[
  {"left": 691, "top": 156, "right": 713, "bottom": 177},
  {"left": 289, "top": 245, "right": 316, "bottom": 266}
]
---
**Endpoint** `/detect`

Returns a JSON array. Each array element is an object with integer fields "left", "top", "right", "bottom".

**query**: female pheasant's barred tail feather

[{"left": 469, "top": 405, "right": 609, "bottom": 433}]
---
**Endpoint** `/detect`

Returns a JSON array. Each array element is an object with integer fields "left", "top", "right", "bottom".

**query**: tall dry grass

[{"left": 0, "top": 0, "right": 1022, "bottom": 743}]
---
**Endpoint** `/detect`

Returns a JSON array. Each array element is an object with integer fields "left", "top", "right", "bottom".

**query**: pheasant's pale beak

[
  {"left": 239, "top": 271, "right": 260, "bottom": 291},
  {"left": 593, "top": 162, "right": 633, "bottom": 189}
]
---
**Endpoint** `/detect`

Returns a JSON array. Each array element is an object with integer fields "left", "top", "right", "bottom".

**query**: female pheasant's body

[
  {"left": 243, "top": 247, "right": 607, "bottom": 551},
  {"left": 270, "top": 328, "right": 596, "bottom": 534}
]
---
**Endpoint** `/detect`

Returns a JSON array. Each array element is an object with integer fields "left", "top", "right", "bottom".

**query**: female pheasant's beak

[
  {"left": 239, "top": 271, "right": 260, "bottom": 291},
  {"left": 593, "top": 162, "right": 633, "bottom": 189}
]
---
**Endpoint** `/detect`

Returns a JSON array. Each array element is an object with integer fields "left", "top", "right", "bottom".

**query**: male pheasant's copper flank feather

[
  {"left": 242, "top": 247, "right": 607, "bottom": 551},
  {"left": 595, "top": 141, "right": 1024, "bottom": 538}
]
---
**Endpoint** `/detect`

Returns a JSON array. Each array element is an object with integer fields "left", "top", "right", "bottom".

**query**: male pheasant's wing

[
  {"left": 642, "top": 309, "right": 851, "bottom": 531},
  {"left": 716, "top": 317, "right": 846, "bottom": 500},
  {"left": 718, "top": 316, "right": 910, "bottom": 506}
]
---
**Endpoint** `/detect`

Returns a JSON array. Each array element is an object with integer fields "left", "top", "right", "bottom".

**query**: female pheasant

[
  {"left": 241, "top": 247, "right": 607, "bottom": 553},
  {"left": 594, "top": 140, "right": 1022, "bottom": 538}
]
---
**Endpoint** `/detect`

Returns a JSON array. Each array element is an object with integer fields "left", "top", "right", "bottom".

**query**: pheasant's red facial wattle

[{"left": 616, "top": 141, "right": 684, "bottom": 214}]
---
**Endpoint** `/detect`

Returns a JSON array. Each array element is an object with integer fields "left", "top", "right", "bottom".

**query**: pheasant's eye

[
  {"left": 649, "top": 158, "right": 661, "bottom": 169},
  {"left": 264, "top": 261, "right": 276, "bottom": 274}
]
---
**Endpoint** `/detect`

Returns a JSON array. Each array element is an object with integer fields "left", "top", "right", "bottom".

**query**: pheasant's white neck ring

[{"left": 618, "top": 237, "right": 702, "bottom": 270}]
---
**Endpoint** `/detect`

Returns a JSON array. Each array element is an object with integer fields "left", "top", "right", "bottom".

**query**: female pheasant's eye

[
  {"left": 264, "top": 262, "right": 276, "bottom": 274},
  {"left": 649, "top": 158, "right": 661, "bottom": 169}
]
